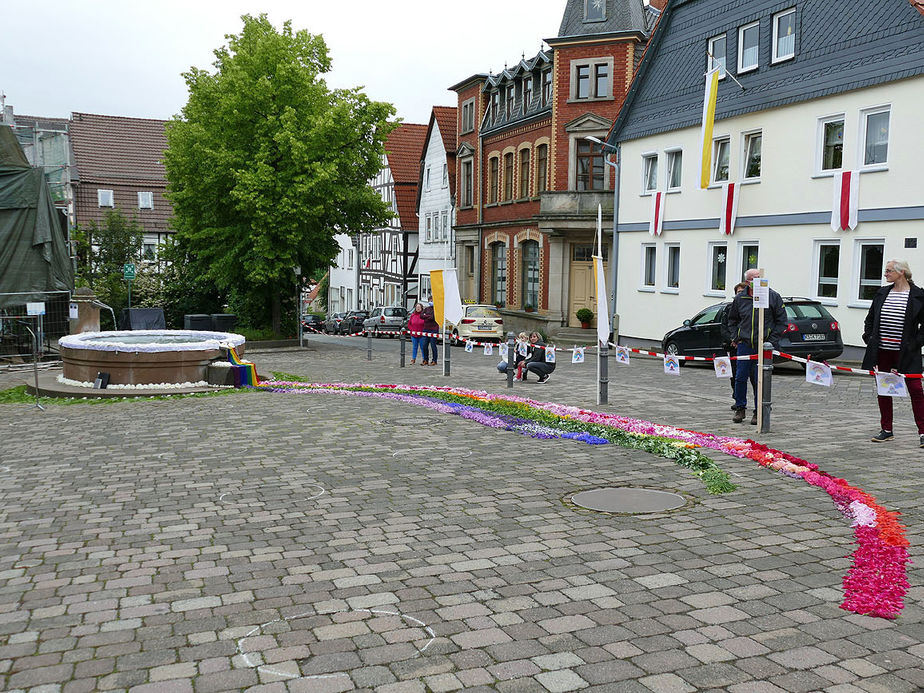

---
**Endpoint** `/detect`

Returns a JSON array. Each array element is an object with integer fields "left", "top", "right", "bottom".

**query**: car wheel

[{"left": 665, "top": 341, "right": 681, "bottom": 358}]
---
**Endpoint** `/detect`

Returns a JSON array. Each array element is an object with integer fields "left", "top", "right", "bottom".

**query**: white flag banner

[
  {"left": 499, "top": 343, "right": 508, "bottom": 359},
  {"left": 714, "top": 356, "right": 732, "bottom": 378},
  {"left": 518, "top": 342, "right": 528, "bottom": 356},
  {"left": 664, "top": 355, "right": 681, "bottom": 375},
  {"left": 483, "top": 343, "right": 493, "bottom": 356},
  {"left": 572, "top": 347, "right": 585, "bottom": 364},
  {"left": 464, "top": 340, "right": 474, "bottom": 353},
  {"left": 719, "top": 182, "right": 739, "bottom": 235},
  {"left": 805, "top": 360, "right": 833, "bottom": 387},
  {"left": 545, "top": 346, "right": 556, "bottom": 363},
  {"left": 831, "top": 170, "right": 860, "bottom": 232},
  {"left": 615, "top": 346, "right": 630, "bottom": 365},
  {"left": 649, "top": 191, "right": 666, "bottom": 236},
  {"left": 875, "top": 371, "right": 907, "bottom": 397}
]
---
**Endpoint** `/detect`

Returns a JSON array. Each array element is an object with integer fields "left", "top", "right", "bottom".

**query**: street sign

[{"left": 123, "top": 263, "right": 136, "bottom": 280}]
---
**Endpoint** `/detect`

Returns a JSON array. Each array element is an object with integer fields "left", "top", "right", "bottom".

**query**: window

[
  {"left": 576, "top": 65, "right": 591, "bottom": 99},
  {"left": 815, "top": 241, "right": 839, "bottom": 299},
  {"left": 666, "top": 149, "right": 682, "bottom": 190},
  {"left": 742, "top": 132, "right": 761, "bottom": 180},
  {"left": 426, "top": 214, "right": 433, "bottom": 242},
  {"left": 519, "top": 149, "right": 530, "bottom": 199},
  {"left": 505, "top": 85, "right": 515, "bottom": 119},
  {"left": 142, "top": 242, "right": 156, "bottom": 261},
  {"left": 740, "top": 243, "right": 758, "bottom": 279},
  {"left": 772, "top": 9, "right": 796, "bottom": 63},
  {"left": 348, "top": 248, "right": 354, "bottom": 269},
  {"left": 442, "top": 164, "right": 448, "bottom": 188},
  {"left": 492, "top": 243, "right": 507, "bottom": 305},
  {"left": 489, "top": 157, "right": 499, "bottom": 203},
  {"left": 712, "top": 138, "right": 729, "bottom": 183},
  {"left": 425, "top": 166, "right": 431, "bottom": 191},
  {"left": 708, "top": 34, "right": 727, "bottom": 77},
  {"left": 861, "top": 107, "right": 890, "bottom": 167},
  {"left": 541, "top": 70, "right": 552, "bottom": 106},
  {"left": 857, "top": 241, "right": 883, "bottom": 301},
  {"left": 521, "top": 240, "right": 540, "bottom": 308},
  {"left": 503, "top": 152, "right": 514, "bottom": 200},
  {"left": 642, "top": 245, "right": 656, "bottom": 287},
  {"left": 642, "top": 154, "right": 658, "bottom": 192},
  {"left": 465, "top": 246, "right": 475, "bottom": 276},
  {"left": 461, "top": 159, "right": 473, "bottom": 207},
  {"left": 594, "top": 64, "right": 610, "bottom": 98},
  {"left": 585, "top": 0, "right": 605, "bottom": 21},
  {"left": 819, "top": 116, "right": 844, "bottom": 171},
  {"left": 441, "top": 210, "right": 449, "bottom": 240},
  {"left": 461, "top": 99, "right": 475, "bottom": 133},
  {"left": 708, "top": 242, "right": 727, "bottom": 291},
  {"left": 536, "top": 144, "right": 548, "bottom": 194},
  {"left": 137, "top": 191, "right": 153, "bottom": 209},
  {"left": 573, "top": 61, "right": 611, "bottom": 99},
  {"left": 523, "top": 76, "right": 533, "bottom": 114},
  {"left": 490, "top": 91, "right": 499, "bottom": 122},
  {"left": 97, "top": 189, "right": 114, "bottom": 207},
  {"left": 576, "top": 140, "right": 604, "bottom": 191},
  {"left": 738, "top": 21, "right": 760, "bottom": 73},
  {"left": 666, "top": 245, "right": 681, "bottom": 289}
]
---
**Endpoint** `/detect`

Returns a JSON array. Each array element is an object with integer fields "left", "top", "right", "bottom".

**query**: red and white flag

[
  {"left": 649, "top": 191, "right": 665, "bottom": 236},
  {"left": 831, "top": 170, "right": 860, "bottom": 232},
  {"left": 719, "top": 182, "right": 739, "bottom": 235}
]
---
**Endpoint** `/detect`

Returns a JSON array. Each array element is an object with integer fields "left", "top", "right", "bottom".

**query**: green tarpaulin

[{"left": 0, "top": 125, "right": 72, "bottom": 307}]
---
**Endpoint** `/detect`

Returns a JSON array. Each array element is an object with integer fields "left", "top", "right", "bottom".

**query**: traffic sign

[{"left": 123, "top": 263, "right": 136, "bottom": 280}]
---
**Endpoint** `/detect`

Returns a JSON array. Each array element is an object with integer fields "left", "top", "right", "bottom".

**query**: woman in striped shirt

[{"left": 862, "top": 259, "right": 924, "bottom": 446}]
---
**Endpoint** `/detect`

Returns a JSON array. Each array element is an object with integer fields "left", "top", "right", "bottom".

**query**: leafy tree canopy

[{"left": 164, "top": 14, "right": 396, "bottom": 332}]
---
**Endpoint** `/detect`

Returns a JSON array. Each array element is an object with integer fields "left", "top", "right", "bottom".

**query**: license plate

[
  {"left": 478, "top": 323, "right": 492, "bottom": 329},
  {"left": 803, "top": 334, "right": 826, "bottom": 341}
]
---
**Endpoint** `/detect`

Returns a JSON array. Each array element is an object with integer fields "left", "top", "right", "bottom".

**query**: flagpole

[
  {"left": 704, "top": 50, "right": 746, "bottom": 91},
  {"left": 596, "top": 204, "right": 602, "bottom": 405}
]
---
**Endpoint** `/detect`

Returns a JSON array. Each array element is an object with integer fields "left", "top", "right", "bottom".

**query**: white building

[{"left": 328, "top": 234, "right": 357, "bottom": 314}]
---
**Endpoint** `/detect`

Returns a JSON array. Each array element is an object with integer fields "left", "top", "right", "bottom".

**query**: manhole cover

[
  {"left": 383, "top": 416, "right": 442, "bottom": 426},
  {"left": 570, "top": 487, "right": 687, "bottom": 513}
]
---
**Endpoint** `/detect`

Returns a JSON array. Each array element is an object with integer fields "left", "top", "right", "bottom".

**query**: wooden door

[{"left": 569, "top": 262, "right": 595, "bottom": 327}]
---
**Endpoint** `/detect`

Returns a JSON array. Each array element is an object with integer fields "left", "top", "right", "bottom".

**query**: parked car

[
  {"left": 661, "top": 298, "right": 843, "bottom": 362},
  {"left": 338, "top": 310, "right": 369, "bottom": 335},
  {"left": 324, "top": 312, "right": 346, "bottom": 334},
  {"left": 301, "top": 314, "right": 324, "bottom": 333},
  {"left": 363, "top": 306, "right": 408, "bottom": 337},
  {"left": 448, "top": 304, "right": 505, "bottom": 345}
]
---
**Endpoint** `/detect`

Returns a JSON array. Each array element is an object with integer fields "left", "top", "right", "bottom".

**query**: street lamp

[{"left": 584, "top": 135, "right": 620, "bottom": 343}]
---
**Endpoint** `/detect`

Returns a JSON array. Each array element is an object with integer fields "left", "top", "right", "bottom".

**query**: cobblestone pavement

[{"left": 1, "top": 336, "right": 922, "bottom": 692}]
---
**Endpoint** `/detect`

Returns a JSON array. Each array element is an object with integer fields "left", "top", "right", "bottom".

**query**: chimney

[{"left": 647, "top": 0, "right": 668, "bottom": 11}]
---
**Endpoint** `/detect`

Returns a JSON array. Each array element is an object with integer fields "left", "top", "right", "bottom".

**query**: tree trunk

[{"left": 271, "top": 290, "right": 282, "bottom": 336}]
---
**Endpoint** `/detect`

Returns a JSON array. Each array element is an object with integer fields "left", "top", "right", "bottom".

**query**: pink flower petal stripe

[{"left": 261, "top": 380, "right": 910, "bottom": 619}]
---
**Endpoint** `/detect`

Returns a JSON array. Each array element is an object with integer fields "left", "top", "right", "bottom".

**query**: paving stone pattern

[{"left": 0, "top": 336, "right": 922, "bottom": 692}]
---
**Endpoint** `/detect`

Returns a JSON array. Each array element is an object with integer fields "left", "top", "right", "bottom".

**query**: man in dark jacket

[{"left": 725, "top": 269, "right": 787, "bottom": 424}]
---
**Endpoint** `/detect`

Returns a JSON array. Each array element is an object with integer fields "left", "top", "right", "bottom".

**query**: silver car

[{"left": 362, "top": 306, "right": 408, "bottom": 337}]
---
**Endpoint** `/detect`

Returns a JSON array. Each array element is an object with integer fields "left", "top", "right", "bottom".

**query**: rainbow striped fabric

[{"left": 227, "top": 347, "right": 260, "bottom": 387}]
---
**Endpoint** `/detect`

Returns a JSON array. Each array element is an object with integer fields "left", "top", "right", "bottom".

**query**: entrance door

[{"left": 569, "top": 262, "right": 595, "bottom": 327}]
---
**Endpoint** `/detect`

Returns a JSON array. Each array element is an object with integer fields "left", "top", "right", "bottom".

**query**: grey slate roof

[
  {"left": 555, "top": 0, "right": 650, "bottom": 40},
  {"left": 609, "top": 0, "right": 924, "bottom": 144}
]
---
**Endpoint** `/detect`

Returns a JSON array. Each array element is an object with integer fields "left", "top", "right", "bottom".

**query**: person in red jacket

[
  {"left": 421, "top": 301, "right": 440, "bottom": 366},
  {"left": 407, "top": 302, "right": 426, "bottom": 364}
]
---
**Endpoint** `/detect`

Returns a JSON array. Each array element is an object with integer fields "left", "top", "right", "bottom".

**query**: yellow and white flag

[
  {"left": 699, "top": 66, "right": 720, "bottom": 189},
  {"left": 430, "top": 268, "right": 464, "bottom": 326},
  {"left": 593, "top": 204, "right": 610, "bottom": 347}
]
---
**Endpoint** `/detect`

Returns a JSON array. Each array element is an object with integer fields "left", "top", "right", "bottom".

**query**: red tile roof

[
  {"left": 69, "top": 112, "right": 168, "bottom": 185},
  {"left": 384, "top": 123, "right": 427, "bottom": 230}
]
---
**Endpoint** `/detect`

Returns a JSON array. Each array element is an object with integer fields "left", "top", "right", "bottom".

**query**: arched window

[
  {"left": 492, "top": 243, "right": 507, "bottom": 306},
  {"left": 519, "top": 149, "right": 530, "bottom": 199},
  {"left": 521, "top": 240, "right": 540, "bottom": 309}
]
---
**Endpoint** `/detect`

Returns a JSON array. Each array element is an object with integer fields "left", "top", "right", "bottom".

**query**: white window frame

[
  {"left": 738, "top": 241, "right": 759, "bottom": 282},
  {"left": 858, "top": 105, "right": 890, "bottom": 170},
  {"left": 665, "top": 148, "right": 683, "bottom": 192},
  {"left": 137, "top": 191, "right": 154, "bottom": 209},
  {"left": 737, "top": 21, "right": 760, "bottom": 74},
  {"left": 707, "top": 34, "right": 727, "bottom": 79},
  {"left": 97, "top": 189, "right": 114, "bottom": 207},
  {"left": 640, "top": 244, "right": 656, "bottom": 291},
  {"left": 425, "top": 166, "right": 431, "bottom": 192},
  {"left": 441, "top": 210, "right": 449, "bottom": 241},
  {"left": 348, "top": 248, "right": 354, "bottom": 270},
  {"left": 663, "top": 243, "right": 681, "bottom": 293},
  {"left": 442, "top": 163, "right": 448, "bottom": 188},
  {"left": 772, "top": 8, "right": 796, "bottom": 63},
  {"left": 426, "top": 214, "right": 432, "bottom": 242},
  {"left": 641, "top": 152, "right": 658, "bottom": 194},
  {"left": 852, "top": 239, "right": 885, "bottom": 307},
  {"left": 812, "top": 240, "right": 840, "bottom": 305},
  {"left": 712, "top": 137, "right": 730, "bottom": 184},
  {"left": 741, "top": 130, "right": 762, "bottom": 182},
  {"left": 816, "top": 113, "right": 846, "bottom": 174},
  {"left": 705, "top": 241, "right": 728, "bottom": 296}
]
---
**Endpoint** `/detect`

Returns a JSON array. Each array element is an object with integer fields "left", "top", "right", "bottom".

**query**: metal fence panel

[{"left": 0, "top": 291, "right": 71, "bottom": 361}]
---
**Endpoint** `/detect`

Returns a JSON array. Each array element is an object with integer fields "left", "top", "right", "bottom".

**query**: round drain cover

[
  {"left": 383, "top": 416, "right": 441, "bottom": 426},
  {"left": 570, "top": 487, "right": 686, "bottom": 514}
]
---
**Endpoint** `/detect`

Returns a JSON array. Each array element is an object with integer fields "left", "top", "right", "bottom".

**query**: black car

[
  {"left": 338, "top": 310, "right": 369, "bottom": 335},
  {"left": 662, "top": 298, "right": 843, "bottom": 362},
  {"left": 301, "top": 314, "right": 324, "bottom": 333}
]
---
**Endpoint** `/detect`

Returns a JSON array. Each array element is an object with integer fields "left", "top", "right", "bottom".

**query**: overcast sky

[{"left": 1, "top": 0, "right": 567, "bottom": 125}]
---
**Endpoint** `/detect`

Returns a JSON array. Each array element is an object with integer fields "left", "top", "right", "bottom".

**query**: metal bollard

[
  {"left": 506, "top": 331, "right": 515, "bottom": 389},
  {"left": 366, "top": 329, "right": 372, "bottom": 361},
  {"left": 399, "top": 329, "right": 406, "bottom": 367},
  {"left": 761, "top": 341, "right": 773, "bottom": 433},
  {"left": 599, "top": 340, "right": 608, "bottom": 405},
  {"left": 444, "top": 330, "right": 451, "bottom": 376}
]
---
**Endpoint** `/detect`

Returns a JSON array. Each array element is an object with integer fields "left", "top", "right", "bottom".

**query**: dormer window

[
  {"left": 541, "top": 70, "right": 552, "bottom": 106},
  {"left": 490, "top": 90, "right": 499, "bottom": 122},
  {"left": 505, "top": 85, "right": 515, "bottom": 119},
  {"left": 584, "top": 0, "right": 605, "bottom": 22},
  {"left": 523, "top": 76, "right": 533, "bottom": 114}
]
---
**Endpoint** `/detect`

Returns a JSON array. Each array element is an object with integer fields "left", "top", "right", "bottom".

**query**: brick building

[{"left": 450, "top": 0, "right": 658, "bottom": 333}]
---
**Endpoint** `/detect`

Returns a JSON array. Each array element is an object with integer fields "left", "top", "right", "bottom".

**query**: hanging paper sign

[
  {"left": 499, "top": 343, "right": 508, "bottom": 359},
  {"left": 26, "top": 302, "right": 46, "bottom": 316},
  {"left": 805, "top": 360, "right": 833, "bottom": 387},
  {"left": 713, "top": 356, "right": 732, "bottom": 378},
  {"left": 69, "top": 303, "right": 79, "bottom": 320},
  {"left": 753, "top": 277, "right": 770, "bottom": 309},
  {"left": 664, "top": 355, "right": 681, "bottom": 374},
  {"left": 518, "top": 342, "right": 528, "bottom": 356},
  {"left": 483, "top": 343, "right": 493, "bottom": 356},
  {"left": 615, "top": 346, "right": 630, "bottom": 365},
  {"left": 875, "top": 371, "right": 907, "bottom": 397},
  {"left": 572, "top": 347, "right": 585, "bottom": 364},
  {"left": 465, "top": 340, "right": 474, "bottom": 353},
  {"left": 545, "top": 346, "right": 556, "bottom": 363}
]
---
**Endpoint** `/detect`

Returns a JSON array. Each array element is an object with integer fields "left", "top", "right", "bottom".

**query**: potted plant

[
  {"left": 523, "top": 304, "right": 535, "bottom": 313},
  {"left": 576, "top": 307, "right": 594, "bottom": 328}
]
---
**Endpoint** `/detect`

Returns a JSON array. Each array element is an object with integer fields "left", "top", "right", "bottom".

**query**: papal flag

[
  {"left": 831, "top": 170, "right": 860, "bottom": 232},
  {"left": 719, "top": 182, "right": 739, "bottom": 235},
  {"left": 429, "top": 268, "right": 464, "bottom": 326},
  {"left": 649, "top": 190, "right": 665, "bottom": 236},
  {"left": 699, "top": 66, "right": 721, "bottom": 189}
]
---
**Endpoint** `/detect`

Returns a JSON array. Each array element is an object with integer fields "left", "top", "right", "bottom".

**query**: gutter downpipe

[{"left": 609, "top": 144, "right": 620, "bottom": 343}]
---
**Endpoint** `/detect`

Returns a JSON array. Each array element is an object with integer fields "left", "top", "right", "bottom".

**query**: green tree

[{"left": 164, "top": 14, "right": 395, "bottom": 335}]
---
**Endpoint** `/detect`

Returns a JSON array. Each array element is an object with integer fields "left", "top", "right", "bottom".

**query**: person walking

[
  {"left": 721, "top": 282, "right": 751, "bottom": 408},
  {"left": 523, "top": 331, "right": 556, "bottom": 383},
  {"left": 407, "top": 302, "right": 426, "bottom": 365},
  {"left": 726, "top": 268, "right": 787, "bottom": 424},
  {"left": 862, "top": 259, "right": 924, "bottom": 445},
  {"left": 421, "top": 301, "right": 440, "bottom": 366}
]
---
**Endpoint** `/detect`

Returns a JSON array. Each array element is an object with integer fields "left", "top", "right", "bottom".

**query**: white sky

[{"left": 1, "top": 0, "right": 567, "bottom": 125}]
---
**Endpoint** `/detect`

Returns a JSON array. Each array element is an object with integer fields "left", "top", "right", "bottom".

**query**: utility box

[
  {"left": 184, "top": 314, "right": 212, "bottom": 331},
  {"left": 211, "top": 314, "right": 237, "bottom": 332}
]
